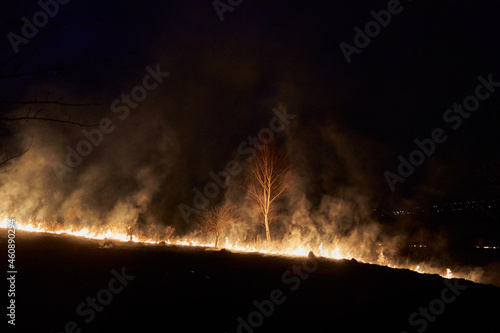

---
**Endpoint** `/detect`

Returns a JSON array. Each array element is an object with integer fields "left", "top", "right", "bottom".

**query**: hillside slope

[{"left": 2, "top": 231, "right": 499, "bottom": 333}]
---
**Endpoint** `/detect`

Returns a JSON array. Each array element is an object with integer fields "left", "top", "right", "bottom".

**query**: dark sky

[{"left": 1, "top": 0, "right": 500, "bottom": 230}]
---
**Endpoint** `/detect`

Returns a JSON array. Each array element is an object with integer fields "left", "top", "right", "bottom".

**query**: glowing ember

[{"left": 475, "top": 245, "right": 500, "bottom": 249}]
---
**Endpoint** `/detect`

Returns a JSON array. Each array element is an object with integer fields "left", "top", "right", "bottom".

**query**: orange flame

[{"left": 0, "top": 218, "right": 462, "bottom": 282}]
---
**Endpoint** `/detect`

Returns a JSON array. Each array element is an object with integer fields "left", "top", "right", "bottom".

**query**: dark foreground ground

[{"left": 2, "top": 230, "right": 499, "bottom": 333}]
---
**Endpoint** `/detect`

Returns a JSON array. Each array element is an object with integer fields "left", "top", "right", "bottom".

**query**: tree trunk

[
  {"left": 264, "top": 214, "right": 271, "bottom": 242},
  {"left": 215, "top": 234, "right": 219, "bottom": 248}
]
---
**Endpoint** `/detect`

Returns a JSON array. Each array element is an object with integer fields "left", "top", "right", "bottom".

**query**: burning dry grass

[{"left": 0, "top": 217, "right": 489, "bottom": 284}]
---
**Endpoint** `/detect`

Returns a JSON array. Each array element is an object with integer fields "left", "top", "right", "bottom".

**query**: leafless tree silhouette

[
  {"left": 197, "top": 205, "right": 237, "bottom": 248},
  {"left": 243, "top": 143, "right": 288, "bottom": 242},
  {"left": 0, "top": 4, "right": 131, "bottom": 171}
]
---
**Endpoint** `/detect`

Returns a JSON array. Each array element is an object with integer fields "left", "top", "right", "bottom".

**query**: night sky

[{"left": 1, "top": 0, "right": 500, "bottom": 234}]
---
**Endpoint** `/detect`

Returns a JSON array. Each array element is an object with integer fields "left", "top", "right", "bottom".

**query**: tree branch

[
  {"left": 0, "top": 100, "right": 101, "bottom": 107},
  {"left": 0, "top": 116, "right": 99, "bottom": 127},
  {"left": 0, "top": 137, "right": 33, "bottom": 172}
]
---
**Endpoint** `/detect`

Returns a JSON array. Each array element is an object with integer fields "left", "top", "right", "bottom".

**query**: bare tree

[
  {"left": 0, "top": 3, "right": 130, "bottom": 171},
  {"left": 197, "top": 205, "right": 237, "bottom": 248},
  {"left": 243, "top": 143, "right": 288, "bottom": 242}
]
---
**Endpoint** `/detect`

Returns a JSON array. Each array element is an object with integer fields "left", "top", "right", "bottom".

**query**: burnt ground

[{"left": 2, "top": 230, "right": 499, "bottom": 333}]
